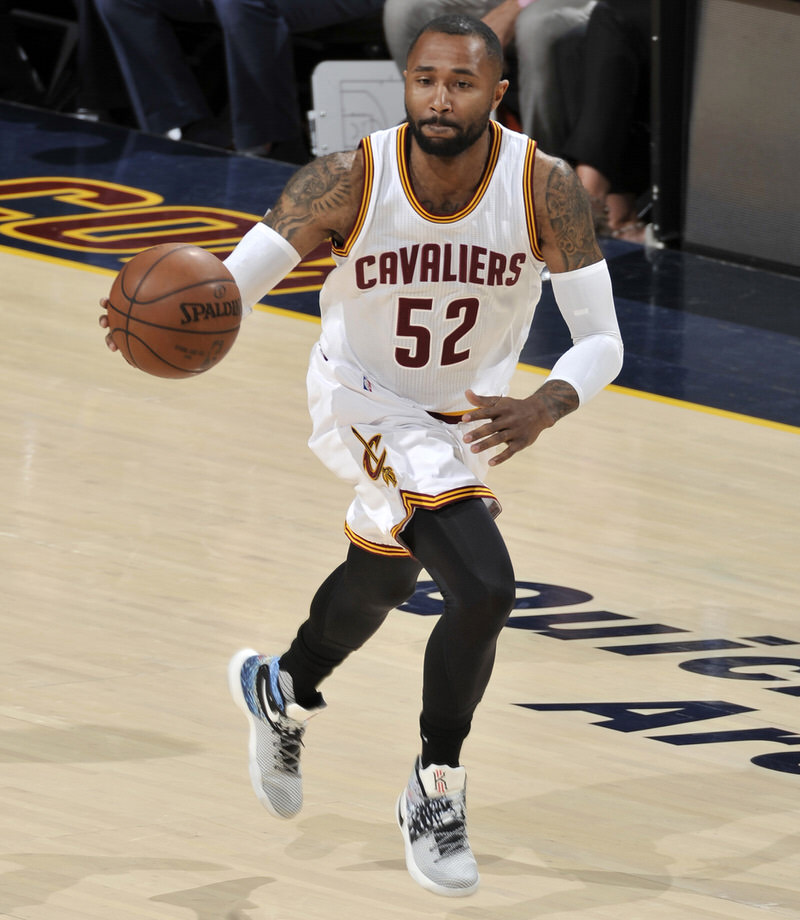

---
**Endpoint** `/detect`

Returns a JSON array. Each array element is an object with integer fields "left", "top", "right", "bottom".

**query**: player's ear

[{"left": 492, "top": 79, "right": 509, "bottom": 111}]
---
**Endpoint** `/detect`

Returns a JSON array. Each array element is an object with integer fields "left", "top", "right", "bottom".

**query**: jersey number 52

[{"left": 395, "top": 296, "right": 479, "bottom": 369}]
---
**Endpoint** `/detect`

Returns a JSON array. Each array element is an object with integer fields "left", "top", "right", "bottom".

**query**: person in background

[
  {"left": 73, "top": 0, "right": 131, "bottom": 122},
  {"left": 92, "top": 0, "right": 386, "bottom": 163},
  {"left": 0, "top": 0, "right": 44, "bottom": 105},
  {"left": 555, "top": 0, "right": 651, "bottom": 240}
]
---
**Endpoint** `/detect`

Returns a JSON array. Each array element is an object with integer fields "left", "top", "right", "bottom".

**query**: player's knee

[
  {"left": 346, "top": 575, "right": 416, "bottom": 621},
  {"left": 456, "top": 574, "right": 516, "bottom": 637},
  {"left": 383, "top": 570, "right": 420, "bottom": 611},
  {"left": 346, "top": 544, "right": 421, "bottom": 612}
]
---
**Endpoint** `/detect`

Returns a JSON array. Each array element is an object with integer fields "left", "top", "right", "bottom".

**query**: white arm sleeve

[
  {"left": 223, "top": 217, "right": 302, "bottom": 316},
  {"left": 545, "top": 260, "right": 624, "bottom": 405}
]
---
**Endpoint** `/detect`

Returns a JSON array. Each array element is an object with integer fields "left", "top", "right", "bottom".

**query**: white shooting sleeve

[
  {"left": 545, "top": 260, "right": 624, "bottom": 404},
  {"left": 223, "top": 218, "right": 301, "bottom": 316}
]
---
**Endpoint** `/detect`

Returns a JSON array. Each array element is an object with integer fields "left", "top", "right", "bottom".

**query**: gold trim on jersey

[
  {"left": 343, "top": 485, "right": 500, "bottom": 558},
  {"left": 397, "top": 121, "right": 502, "bottom": 223},
  {"left": 523, "top": 139, "right": 545, "bottom": 262},
  {"left": 331, "top": 136, "right": 375, "bottom": 257},
  {"left": 344, "top": 522, "right": 412, "bottom": 557},
  {"left": 391, "top": 485, "right": 498, "bottom": 544},
  {"left": 396, "top": 484, "right": 497, "bottom": 523}
]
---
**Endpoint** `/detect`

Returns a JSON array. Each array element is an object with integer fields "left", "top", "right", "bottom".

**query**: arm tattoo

[
  {"left": 545, "top": 160, "right": 602, "bottom": 272},
  {"left": 266, "top": 153, "right": 357, "bottom": 245},
  {"left": 538, "top": 379, "right": 580, "bottom": 422}
]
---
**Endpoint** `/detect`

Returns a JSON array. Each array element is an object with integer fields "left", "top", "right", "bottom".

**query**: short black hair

[{"left": 406, "top": 14, "right": 504, "bottom": 78}]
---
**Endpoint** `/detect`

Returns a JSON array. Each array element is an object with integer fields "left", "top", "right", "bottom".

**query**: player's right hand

[{"left": 98, "top": 297, "right": 118, "bottom": 351}]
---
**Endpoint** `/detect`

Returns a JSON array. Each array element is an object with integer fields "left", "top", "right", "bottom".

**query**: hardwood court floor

[{"left": 2, "top": 248, "right": 800, "bottom": 919}]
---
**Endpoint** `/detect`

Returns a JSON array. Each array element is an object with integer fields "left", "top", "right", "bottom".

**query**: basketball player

[{"left": 101, "top": 14, "right": 622, "bottom": 897}]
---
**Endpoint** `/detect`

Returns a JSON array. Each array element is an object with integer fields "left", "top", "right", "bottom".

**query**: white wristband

[
  {"left": 546, "top": 260, "right": 623, "bottom": 404},
  {"left": 223, "top": 218, "right": 301, "bottom": 315}
]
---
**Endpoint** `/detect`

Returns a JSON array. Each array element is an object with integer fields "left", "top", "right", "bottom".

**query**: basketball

[{"left": 106, "top": 243, "right": 242, "bottom": 378}]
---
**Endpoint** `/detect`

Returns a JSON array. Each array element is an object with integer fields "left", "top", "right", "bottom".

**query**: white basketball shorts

[{"left": 306, "top": 342, "right": 501, "bottom": 557}]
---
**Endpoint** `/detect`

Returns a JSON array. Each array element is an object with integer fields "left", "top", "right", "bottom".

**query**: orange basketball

[{"left": 106, "top": 243, "right": 242, "bottom": 378}]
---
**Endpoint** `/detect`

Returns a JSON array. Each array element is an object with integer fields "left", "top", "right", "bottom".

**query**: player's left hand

[
  {"left": 461, "top": 382, "right": 579, "bottom": 466},
  {"left": 97, "top": 297, "right": 118, "bottom": 352}
]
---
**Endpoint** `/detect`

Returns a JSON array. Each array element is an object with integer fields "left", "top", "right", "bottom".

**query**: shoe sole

[
  {"left": 395, "top": 793, "right": 479, "bottom": 897},
  {"left": 227, "top": 647, "right": 297, "bottom": 820}
]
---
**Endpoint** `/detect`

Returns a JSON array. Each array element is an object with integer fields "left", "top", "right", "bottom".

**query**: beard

[{"left": 405, "top": 107, "right": 491, "bottom": 158}]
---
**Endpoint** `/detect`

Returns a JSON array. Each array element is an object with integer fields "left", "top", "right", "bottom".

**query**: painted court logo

[{"left": 401, "top": 580, "right": 800, "bottom": 777}]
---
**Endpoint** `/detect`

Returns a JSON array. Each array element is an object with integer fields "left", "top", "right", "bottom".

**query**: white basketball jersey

[{"left": 318, "top": 121, "right": 545, "bottom": 414}]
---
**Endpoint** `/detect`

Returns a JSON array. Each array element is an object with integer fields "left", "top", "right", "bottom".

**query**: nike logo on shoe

[{"left": 256, "top": 669, "right": 284, "bottom": 724}]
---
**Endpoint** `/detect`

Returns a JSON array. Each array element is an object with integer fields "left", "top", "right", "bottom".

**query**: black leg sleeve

[
  {"left": 403, "top": 499, "right": 516, "bottom": 766},
  {"left": 279, "top": 542, "right": 422, "bottom": 703}
]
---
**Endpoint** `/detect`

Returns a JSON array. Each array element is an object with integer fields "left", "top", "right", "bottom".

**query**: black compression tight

[
  {"left": 405, "top": 499, "right": 516, "bottom": 765},
  {"left": 280, "top": 498, "right": 516, "bottom": 766},
  {"left": 279, "top": 543, "right": 422, "bottom": 700}
]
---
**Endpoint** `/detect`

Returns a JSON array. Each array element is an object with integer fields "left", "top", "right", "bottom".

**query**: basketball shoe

[
  {"left": 228, "top": 648, "right": 325, "bottom": 819},
  {"left": 396, "top": 757, "right": 479, "bottom": 896}
]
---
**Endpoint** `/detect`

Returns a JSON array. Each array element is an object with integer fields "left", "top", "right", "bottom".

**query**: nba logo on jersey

[{"left": 362, "top": 375, "right": 373, "bottom": 392}]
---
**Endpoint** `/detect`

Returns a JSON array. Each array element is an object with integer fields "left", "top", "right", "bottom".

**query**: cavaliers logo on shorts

[{"left": 351, "top": 426, "right": 397, "bottom": 487}]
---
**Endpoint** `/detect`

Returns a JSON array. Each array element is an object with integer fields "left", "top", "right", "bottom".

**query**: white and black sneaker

[
  {"left": 228, "top": 648, "right": 325, "bottom": 819},
  {"left": 396, "top": 756, "right": 479, "bottom": 896}
]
